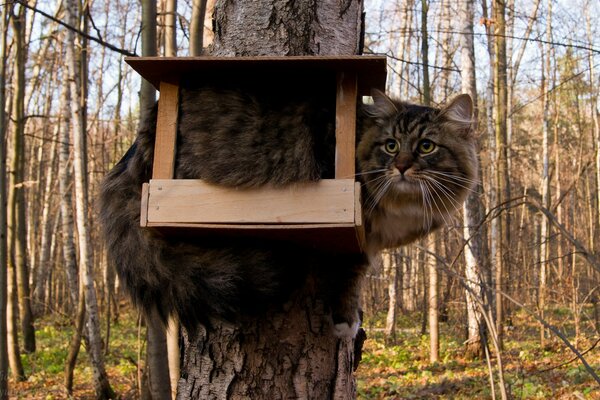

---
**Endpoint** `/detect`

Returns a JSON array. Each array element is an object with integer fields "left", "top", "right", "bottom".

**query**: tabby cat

[{"left": 99, "top": 86, "right": 477, "bottom": 338}]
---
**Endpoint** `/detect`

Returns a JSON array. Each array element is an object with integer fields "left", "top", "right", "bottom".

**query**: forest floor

[{"left": 7, "top": 307, "right": 600, "bottom": 399}]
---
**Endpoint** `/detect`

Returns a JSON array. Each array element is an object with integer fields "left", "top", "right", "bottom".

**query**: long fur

[{"left": 99, "top": 87, "right": 477, "bottom": 333}]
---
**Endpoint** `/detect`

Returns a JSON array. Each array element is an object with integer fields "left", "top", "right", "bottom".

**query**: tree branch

[{"left": 8, "top": 0, "right": 138, "bottom": 57}]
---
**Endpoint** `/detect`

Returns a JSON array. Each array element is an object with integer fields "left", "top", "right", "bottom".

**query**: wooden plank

[
  {"left": 125, "top": 55, "right": 387, "bottom": 95},
  {"left": 140, "top": 183, "right": 150, "bottom": 227},
  {"left": 146, "top": 222, "right": 356, "bottom": 229},
  {"left": 146, "top": 179, "right": 356, "bottom": 224},
  {"left": 335, "top": 72, "right": 358, "bottom": 179},
  {"left": 152, "top": 81, "right": 179, "bottom": 179}
]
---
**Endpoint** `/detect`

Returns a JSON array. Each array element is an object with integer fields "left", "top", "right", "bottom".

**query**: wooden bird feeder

[{"left": 126, "top": 56, "right": 387, "bottom": 253}]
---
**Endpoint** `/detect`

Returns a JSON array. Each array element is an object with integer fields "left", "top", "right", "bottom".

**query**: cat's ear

[
  {"left": 438, "top": 94, "right": 475, "bottom": 135},
  {"left": 363, "top": 89, "right": 401, "bottom": 119}
]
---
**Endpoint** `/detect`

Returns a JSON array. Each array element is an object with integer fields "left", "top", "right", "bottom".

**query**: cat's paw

[{"left": 333, "top": 320, "right": 360, "bottom": 339}]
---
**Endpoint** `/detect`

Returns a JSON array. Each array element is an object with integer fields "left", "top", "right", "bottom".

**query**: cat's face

[{"left": 358, "top": 91, "right": 478, "bottom": 250}]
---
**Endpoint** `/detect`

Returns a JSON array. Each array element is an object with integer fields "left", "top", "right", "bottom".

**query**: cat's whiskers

[
  {"left": 420, "top": 178, "right": 455, "bottom": 227},
  {"left": 419, "top": 174, "right": 463, "bottom": 213},
  {"left": 425, "top": 171, "right": 479, "bottom": 193},
  {"left": 367, "top": 177, "right": 393, "bottom": 216},
  {"left": 418, "top": 180, "right": 434, "bottom": 232},
  {"left": 364, "top": 175, "right": 392, "bottom": 215}
]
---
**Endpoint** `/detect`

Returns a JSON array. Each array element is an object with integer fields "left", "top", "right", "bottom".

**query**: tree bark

[
  {"left": 493, "top": 0, "right": 508, "bottom": 349},
  {"left": 166, "top": 316, "right": 180, "bottom": 400},
  {"left": 0, "top": 1, "right": 9, "bottom": 396},
  {"left": 211, "top": 0, "right": 363, "bottom": 56},
  {"left": 164, "top": 0, "right": 177, "bottom": 56},
  {"left": 383, "top": 251, "right": 397, "bottom": 345},
  {"left": 64, "top": 0, "right": 114, "bottom": 397},
  {"left": 538, "top": 0, "right": 553, "bottom": 348},
  {"left": 178, "top": 1, "right": 364, "bottom": 397},
  {"left": 140, "top": 1, "right": 173, "bottom": 397},
  {"left": 460, "top": 0, "right": 487, "bottom": 359},
  {"left": 420, "top": 0, "right": 430, "bottom": 106},
  {"left": 145, "top": 311, "right": 172, "bottom": 400},
  {"left": 9, "top": 3, "right": 35, "bottom": 354},
  {"left": 427, "top": 236, "right": 439, "bottom": 363},
  {"left": 33, "top": 126, "right": 58, "bottom": 315},
  {"left": 57, "top": 64, "right": 79, "bottom": 306},
  {"left": 189, "top": 0, "right": 207, "bottom": 56}
]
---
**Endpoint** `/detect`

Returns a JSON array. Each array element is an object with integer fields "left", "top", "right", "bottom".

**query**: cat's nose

[{"left": 395, "top": 154, "right": 413, "bottom": 175}]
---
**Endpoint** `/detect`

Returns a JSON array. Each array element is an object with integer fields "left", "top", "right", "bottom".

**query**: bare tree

[
  {"left": 428, "top": 237, "right": 439, "bottom": 363},
  {"left": 189, "top": 0, "right": 207, "bottom": 55},
  {"left": 538, "top": 0, "right": 554, "bottom": 348},
  {"left": 164, "top": 0, "right": 177, "bottom": 56},
  {"left": 0, "top": 2, "right": 10, "bottom": 397},
  {"left": 64, "top": 0, "right": 114, "bottom": 397},
  {"left": 383, "top": 251, "right": 397, "bottom": 344},
  {"left": 459, "top": 0, "right": 488, "bottom": 359},
  {"left": 493, "top": 0, "right": 508, "bottom": 348},
  {"left": 8, "top": 2, "right": 35, "bottom": 354}
]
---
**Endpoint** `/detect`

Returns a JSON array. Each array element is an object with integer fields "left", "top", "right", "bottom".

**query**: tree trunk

[
  {"left": 189, "top": 0, "right": 207, "bottom": 56},
  {"left": 460, "top": 0, "right": 487, "bottom": 359},
  {"left": 164, "top": 0, "right": 177, "bottom": 56},
  {"left": 166, "top": 316, "right": 180, "bottom": 400},
  {"left": 383, "top": 251, "right": 397, "bottom": 345},
  {"left": 140, "top": 1, "right": 173, "bottom": 397},
  {"left": 162, "top": 3, "right": 181, "bottom": 393},
  {"left": 420, "top": 0, "right": 430, "bottom": 106},
  {"left": 0, "top": 1, "right": 9, "bottom": 396},
  {"left": 538, "top": 0, "right": 553, "bottom": 348},
  {"left": 493, "top": 0, "right": 508, "bottom": 349},
  {"left": 178, "top": 1, "right": 364, "bottom": 397},
  {"left": 427, "top": 236, "right": 439, "bottom": 363},
  {"left": 144, "top": 311, "right": 172, "bottom": 399},
  {"left": 33, "top": 126, "right": 58, "bottom": 315},
  {"left": 9, "top": 3, "right": 35, "bottom": 354},
  {"left": 64, "top": 281, "right": 86, "bottom": 395},
  {"left": 58, "top": 65, "right": 79, "bottom": 306},
  {"left": 64, "top": 0, "right": 114, "bottom": 397}
]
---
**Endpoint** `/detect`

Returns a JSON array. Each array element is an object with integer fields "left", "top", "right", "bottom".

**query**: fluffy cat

[{"left": 99, "top": 86, "right": 477, "bottom": 337}]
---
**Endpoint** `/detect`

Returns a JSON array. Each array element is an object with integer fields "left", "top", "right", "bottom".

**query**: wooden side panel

[
  {"left": 152, "top": 81, "right": 180, "bottom": 179},
  {"left": 140, "top": 183, "right": 150, "bottom": 227},
  {"left": 146, "top": 179, "right": 356, "bottom": 224},
  {"left": 354, "top": 181, "right": 362, "bottom": 227},
  {"left": 335, "top": 72, "right": 358, "bottom": 179}
]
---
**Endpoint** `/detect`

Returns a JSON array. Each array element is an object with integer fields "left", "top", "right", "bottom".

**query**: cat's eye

[
  {"left": 417, "top": 139, "right": 436, "bottom": 154},
  {"left": 384, "top": 139, "right": 399, "bottom": 154}
]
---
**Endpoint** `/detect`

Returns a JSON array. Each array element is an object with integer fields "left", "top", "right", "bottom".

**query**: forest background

[{"left": 0, "top": 0, "right": 599, "bottom": 398}]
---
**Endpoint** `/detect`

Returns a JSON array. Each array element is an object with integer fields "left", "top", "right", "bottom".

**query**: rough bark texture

[
  {"left": 0, "top": 2, "right": 9, "bottom": 396},
  {"left": 211, "top": 0, "right": 363, "bottom": 56},
  {"left": 460, "top": 0, "right": 487, "bottom": 359},
  {"left": 493, "top": 0, "right": 508, "bottom": 349},
  {"left": 178, "top": 2, "right": 364, "bottom": 397},
  {"left": 64, "top": 0, "right": 114, "bottom": 397},
  {"left": 145, "top": 311, "right": 172, "bottom": 399},
  {"left": 189, "top": 0, "right": 208, "bottom": 55},
  {"left": 9, "top": 4, "right": 35, "bottom": 354},
  {"left": 178, "top": 283, "right": 357, "bottom": 399},
  {"left": 383, "top": 251, "right": 397, "bottom": 344}
]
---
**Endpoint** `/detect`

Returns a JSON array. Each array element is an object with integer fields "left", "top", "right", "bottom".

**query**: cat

[{"left": 99, "top": 85, "right": 477, "bottom": 338}]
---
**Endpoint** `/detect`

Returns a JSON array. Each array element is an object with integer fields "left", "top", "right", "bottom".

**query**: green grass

[
  {"left": 11, "top": 310, "right": 140, "bottom": 399},
  {"left": 356, "top": 310, "right": 600, "bottom": 399},
  {"left": 8, "top": 306, "right": 600, "bottom": 399}
]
